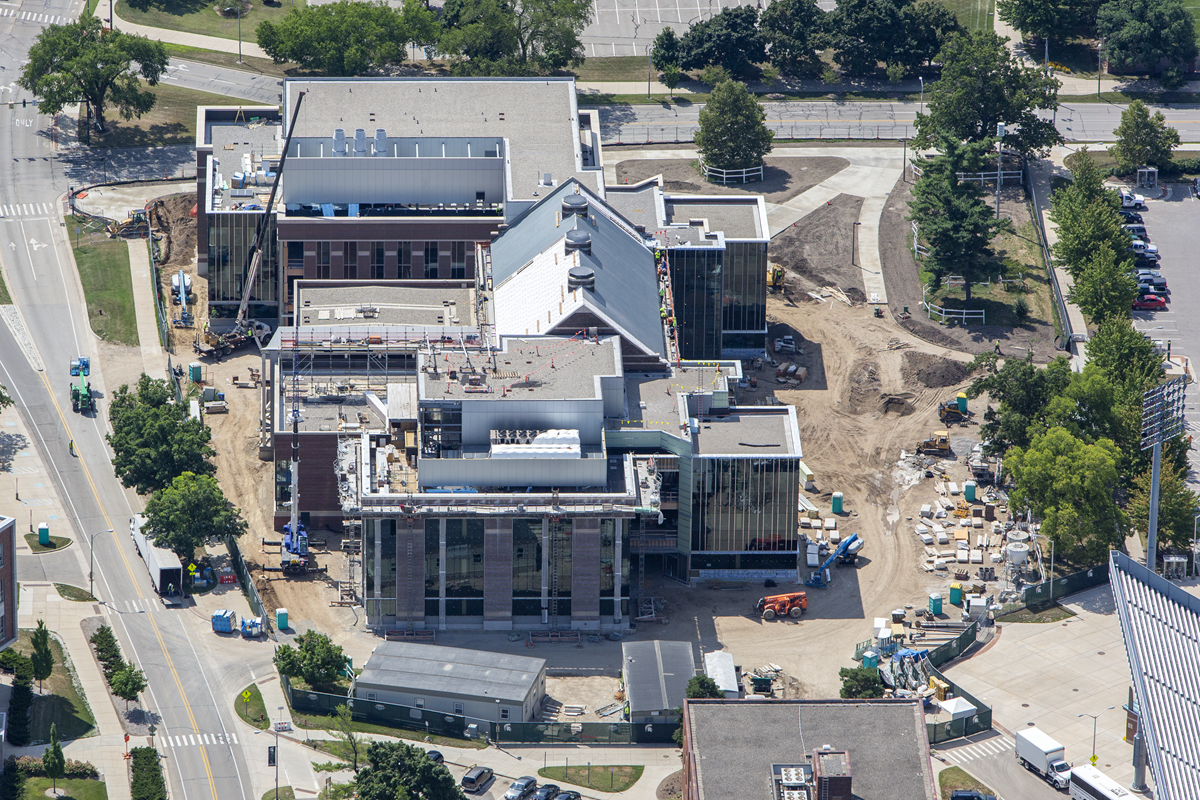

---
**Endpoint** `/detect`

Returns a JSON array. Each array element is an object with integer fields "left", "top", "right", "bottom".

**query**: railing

[
  {"left": 599, "top": 123, "right": 915, "bottom": 145},
  {"left": 926, "top": 663, "right": 994, "bottom": 743},
  {"left": 698, "top": 158, "right": 763, "bottom": 185},
  {"left": 225, "top": 534, "right": 273, "bottom": 637},
  {"left": 922, "top": 286, "right": 986, "bottom": 326},
  {"left": 1025, "top": 162, "right": 1078, "bottom": 347}
]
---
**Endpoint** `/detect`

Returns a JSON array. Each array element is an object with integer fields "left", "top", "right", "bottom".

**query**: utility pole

[
  {"left": 1141, "top": 377, "right": 1187, "bottom": 573},
  {"left": 995, "top": 123, "right": 1004, "bottom": 220},
  {"left": 237, "top": 2, "right": 243, "bottom": 64},
  {"left": 1098, "top": 40, "right": 1103, "bottom": 98}
]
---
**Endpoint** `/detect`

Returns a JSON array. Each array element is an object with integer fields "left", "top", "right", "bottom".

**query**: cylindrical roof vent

[
  {"left": 565, "top": 229, "right": 592, "bottom": 255},
  {"left": 567, "top": 265, "right": 596, "bottom": 291},
  {"left": 332, "top": 129, "right": 347, "bottom": 157},
  {"left": 562, "top": 194, "right": 589, "bottom": 217},
  {"left": 353, "top": 129, "right": 368, "bottom": 157},
  {"left": 373, "top": 128, "right": 387, "bottom": 156}
]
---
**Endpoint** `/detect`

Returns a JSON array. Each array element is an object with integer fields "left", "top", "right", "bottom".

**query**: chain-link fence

[
  {"left": 225, "top": 534, "right": 272, "bottom": 636},
  {"left": 599, "top": 123, "right": 916, "bottom": 146}
]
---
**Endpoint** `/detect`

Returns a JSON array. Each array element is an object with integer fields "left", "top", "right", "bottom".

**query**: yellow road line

[{"left": 38, "top": 372, "right": 222, "bottom": 799}]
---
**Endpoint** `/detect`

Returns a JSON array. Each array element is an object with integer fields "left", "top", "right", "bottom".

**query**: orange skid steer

[{"left": 754, "top": 592, "right": 807, "bottom": 620}]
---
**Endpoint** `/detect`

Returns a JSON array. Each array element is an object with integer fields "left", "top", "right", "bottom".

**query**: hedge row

[
  {"left": 130, "top": 747, "right": 167, "bottom": 800},
  {"left": 0, "top": 755, "right": 101, "bottom": 800},
  {"left": 89, "top": 624, "right": 126, "bottom": 681}
]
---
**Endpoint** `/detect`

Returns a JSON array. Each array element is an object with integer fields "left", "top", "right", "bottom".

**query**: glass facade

[
  {"left": 397, "top": 242, "right": 412, "bottom": 279},
  {"left": 548, "top": 519, "right": 571, "bottom": 617},
  {"left": 722, "top": 242, "right": 767, "bottom": 336},
  {"left": 371, "top": 241, "right": 386, "bottom": 279},
  {"left": 380, "top": 519, "right": 397, "bottom": 619},
  {"left": 317, "top": 242, "right": 331, "bottom": 279},
  {"left": 512, "top": 518, "right": 542, "bottom": 616},
  {"left": 424, "top": 242, "right": 439, "bottom": 278},
  {"left": 206, "top": 212, "right": 278, "bottom": 318},
  {"left": 344, "top": 242, "right": 358, "bottom": 279},
  {"left": 669, "top": 247, "right": 723, "bottom": 360},
  {"left": 451, "top": 241, "right": 466, "bottom": 279},
  {"left": 445, "top": 519, "right": 484, "bottom": 616},
  {"left": 690, "top": 457, "right": 799, "bottom": 570}
]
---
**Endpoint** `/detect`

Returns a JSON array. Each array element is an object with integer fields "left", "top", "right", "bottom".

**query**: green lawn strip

[
  {"left": 164, "top": 42, "right": 296, "bottom": 78},
  {"left": 1060, "top": 91, "right": 1200, "bottom": 104},
  {"left": 290, "top": 707, "right": 487, "bottom": 750},
  {"left": 938, "top": 0, "right": 995, "bottom": 32},
  {"left": 23, "top": 777, "right": 108, "bottom": 800},
  {"left": 24, "top": 534, "right": 73, "bottom": 553},
  {"left": 115, "top": 0, "right": 305, "bottom": 42},
  {"left": 12, "top": 629, "right": 97, "bottom": 743},
  {"left": 85, "top": 81, "right": 235, "bottom": 148},
  {"left": 937, "top": 766, "right": 996, "bottom": 800},
  {"left": 55, "top": 584, "right": 96, "bottom": 602},
  {"left": 537, "top": 765, "right": 643, "bottom": 793},
  {"left": 261, "top": 788, "right": 296, "bottom": 800},
  {"left": 569, "top": 56, "right": 650, "bottom": 82},
  {"left": 235, "top": 683, "right": 270, "bottom": 730},
  {"left": 308, "top": 740, "right": 354, "bottom": 763},
  {"left": 996, "top": 601, "right": 1077, "bottom": 623},
  {"left": 0, "top": 270, "right": 11, "bottom": 304},
  {"left": 65, "top": 216, "right": 139, "bottom": 347}
]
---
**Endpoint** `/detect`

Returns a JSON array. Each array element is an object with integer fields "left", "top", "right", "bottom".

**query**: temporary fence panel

[
  {"left": 225, "top": 534, "right": 272, "bottom": 636},
  {"left": 925, "top": 663, "right": 993, "bottom": 744},
  {"left": 1022, "top": 565, "right": 1109, "bottom": 606}
]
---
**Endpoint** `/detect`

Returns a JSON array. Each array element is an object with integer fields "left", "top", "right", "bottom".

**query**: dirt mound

[
  {"left": 880, "top": 392, "right": 916, "bottom": 415},
  {"left": 843, "top": 359, "right": 882, "bottom": 414},
  {"left": 153, "top": 192, "right": 197, "bottom": 267},
  {"left": 657, "top": 770, "right": 683, "bottom": 800},
  {"left": 901, "top": 351, "right": 971, "bottom": 388}
]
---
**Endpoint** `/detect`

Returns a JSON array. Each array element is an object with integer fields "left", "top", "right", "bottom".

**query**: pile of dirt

[
  {"left": 769, "top": 194, "right": 865, "bottom": 294},
  {"left": 901, "top": 351, "right": 972, "bottom": 388},
  {"left": 657, "top": 771, "right": 683, "bottom": 800},
  {"left": 880, "top": 392, "right": 916, "bottom": 415},
  {"left": 843, "top": 359, "right": 882, "bottom": 414},
  {"left": 154, "top": 192, "right": 197, "bottom": 268}
]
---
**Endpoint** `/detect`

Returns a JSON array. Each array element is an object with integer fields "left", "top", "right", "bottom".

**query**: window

[
  {"left": 0, "top": 541, "right": 4, "bottom": 568},
  {"left": 286, "top": 241, "right": 303, "bottom": 269},
  {"left": 451, "top": 241, "right": 466, "bottom": 280},
  {"left": 415, "top": 698, "right": 425, "bottom": 708},
  {"left": 316, "top": 242, "right": 331, "bottom": 279},
  {"left": 367, "top": 692, "right": 377, "bottom": 701},
  {"left": 453, "top": 702, "right": 464, "bottom": 715},
  {"left": 343, "top": 242, "right": 358, "bottom": 279},
  {"left": 397, "top": 242, "right": 411, "bottom": 279},
  {"left": 499, "top": 708, "right": 510, "bottom": 720},
  {"left": 371, "top": 241, "right": 385, "bottom": 279},
  {"left": 424, "top": 242, "right": 439, "bottom": 279}
]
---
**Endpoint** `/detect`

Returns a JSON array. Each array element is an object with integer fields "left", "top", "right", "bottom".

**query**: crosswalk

[
  {"left": 162, "top": 732, "right": 240, "bottom": 749},
  {"left": 0, "top": 7, "right": 71, "bottom": 23},
  {"left": 0, "top": 203, "right": 55, "bottom": 219},
  {"left": 936, "top": 733, "right": 1014, "bottom": 764},
  {"left": 115, "top": 597, "right": 171, "bottom": 614}
]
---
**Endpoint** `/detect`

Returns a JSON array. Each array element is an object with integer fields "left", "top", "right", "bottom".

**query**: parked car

[
  {"left": 503, "top": 777, "right": 538, "bottom": 800},
  {"left": 461, "top": 766, "right": 494, "bottom": 794},
  {"left": 1133, "top": 295, "right": 1168, "bottom": 311},
  {"left": 1139, "top": 284, "right": 1169, "bottom": 298},
  {"left": 426, "top": 750, "right": 444, "bottom": 765},
  {"left": 553, "top": 793, "right": 582, "bottom": 800},
  {"left": 950, "top": 791, "right": 998, "bottom": 800},
  {"left": 1137, "top": 273, "right": 1167, "bottom": 287},
  {"left": 1124, "top": 224, "right": 1150, "bottom": 240},
  {"left": 1120, "top": 188, "right": 1146, "bottom": 209},
  {"left": 1118, "top": 210, "right": 1144, "bottom": 223},
  {"left": 1129, "top": 239, "right": 1160, "bottom": 258},
  {"left": 531, "top": 784, "right": 560, "bottom": 800}
]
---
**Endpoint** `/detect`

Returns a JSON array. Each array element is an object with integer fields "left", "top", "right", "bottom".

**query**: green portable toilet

[
  {"left": 276, "top": 607, "right": 288, "bottom": 630},
  {"left": 861, "top": 650, "right": 879, "bottom": 668},
  {"left": 957, "top": 392, "right": 968, "bottom": 413},
  {"left": 928, "top": 593, "right": 943, "bottom": 615},
  {"left": 964, "top": 481, "right": 977, "bottom": 502},
  {"left": 189, "top": 362, "right": 203, "bottom": 383},
  {"left": 949, "top": 582, "right": 963, "bottom": 605},
  {"left": 832, "top": 492, "right": 844, "bottom": 514},
  {"left": 37, "top": 523, "right": 49, "bottom": 546}
]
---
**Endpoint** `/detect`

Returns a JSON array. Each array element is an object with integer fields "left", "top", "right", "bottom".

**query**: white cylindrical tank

[
  {"left": 332, "top": 128, "right": 347, "bottom": 156},
  {"left": 1006, "top": 529, "right": 1030, "bottom": 544},
  {"left": 1006, "top": 541, "right": 1029, "bottom": 565}
]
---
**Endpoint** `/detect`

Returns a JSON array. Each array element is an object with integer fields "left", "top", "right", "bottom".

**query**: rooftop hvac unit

[
  {"left": 353, "top": 129, "right": 368, "bottom": 157},
  {"left": 332, "top": 129, "right": 347, "bottom": 157},
  {"left": 562, "top": 193, "right": 589, "bottom": 217},
  {"left": 373, "top": 128, "right": 387, "bottom": 156},
  {"left": 565, "top": 229, "right": 592, "bottom": 255},
  {"left": 568, "top": 265, "right": 596, "bottom": 291}
]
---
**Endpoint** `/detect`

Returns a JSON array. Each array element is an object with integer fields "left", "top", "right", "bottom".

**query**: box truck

[{"left": 1016, "top": 727, "right": 1072, "bottom": 789}]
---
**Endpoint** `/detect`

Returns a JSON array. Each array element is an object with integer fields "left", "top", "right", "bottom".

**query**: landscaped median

[
  {"left": 66, "top": 215, "right": 138, "bottom": 347},
  {"left": 537, "top": 765, "right": 643, "bottom": 793}
]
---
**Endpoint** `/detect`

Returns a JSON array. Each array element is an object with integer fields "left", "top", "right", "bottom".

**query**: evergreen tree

[
  {"left": 30, "top": 619, "right": 54, "bottom": 693},
  {"left": 43, "top": 724, "right": 65, "bottom": 793}
]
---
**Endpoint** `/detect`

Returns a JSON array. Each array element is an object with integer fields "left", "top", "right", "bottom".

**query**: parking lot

[{"left": 1126, "top": 182, "right": 1200, "bottom": 486}]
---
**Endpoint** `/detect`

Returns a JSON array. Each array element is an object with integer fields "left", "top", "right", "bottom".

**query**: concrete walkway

[
  {"left": 112, "top": 2, "right": 268, "bottom": 59},
  {"left": 126, "top": 239, "right": 167, "bottom": 378}
]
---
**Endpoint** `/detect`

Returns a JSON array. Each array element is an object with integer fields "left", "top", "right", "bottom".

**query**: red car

[{"left": 1133, "top": 295, "right": 1167, "bottom": 311}]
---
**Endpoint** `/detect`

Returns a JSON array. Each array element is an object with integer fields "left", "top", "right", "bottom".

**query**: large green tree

[
  {"left": 914, "top": 29, "right": 1061, "bottom": 156},
  {"left": 0, "top": 384, "right": 11, "bottom": 410},
  {"left": 142, "top": 472, "right": 246, "bottom": 560},
  {"left": 439, "top": 0, "right": 521, "bottom": 68},
  {"left": 19, "top": 14, "right": 168, "bottom": 132},
  {"left": 679, "top": 6, "right": 766, "bottom": 76},
  {"left": 760, "top": 0, "right": 825, "bottom": 77},
  {"left": 1069, "top": 242, "right": 1136, "bottom": 325},
  {"left": 111, "top": 664, "right": 147, "bottom": 711},
  {"left": 1128, "top": 463, "right": 1200, "bottom": 553},
  {"left": 652, "top": 27, "right": 682, "bottom": 71},
  {"left": 694, "top": 80, "right": 774, "bottom": 171},
  {"left": 838, "top": 667, "right": 884, "bottom": 698},
  {"left": 996, "top": 0, "right": 1062, "bottom": 58},
  {"left": 826, "top": 0, "right": 903, "bottom": 76},
  {"left": 1109, "top": 100, "right": 1181, "bottom": 172},
  {"left": 257, "top": 1, "right": 408, "bottom": 76},
  {"left": 273, "top": 631, "right": 347, "bottom": 690},
  {"left": 686, "top": 675, "right": 725, "bottom": 698},
  {"left": 966, "top": 353, "right": 1073, "bottom": 454},
  {"left": 908, "top": 136, "right": 1004, "bottom": 305},
  {"left": 441, "top": 0, "right": 592, "bottom": 72},
  {"left": 1098, "top": 0, "right": 1198, "bottom": 81},
  {"left": 355, "top": 741, "right": 465, "bottom": 800},
  {"left": 895, "top": 0, "right": 962, "bottom": 70},
  {"left": 1084, "top": 317, "right": 1165, "bottom": 396},
  {"left": 1005, "top": 426, "right": 1125, "bottom": 562},
  {"left": 107, "top": 374, "right": 215, "bottom": 495},
  {"left": 1048, "top": 148, "right": 1127, "bottom": 281}
]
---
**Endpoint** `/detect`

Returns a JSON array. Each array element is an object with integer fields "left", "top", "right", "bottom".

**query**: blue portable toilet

[
  {"left": 276, "top": 608, "right": 288, "bottom": 630},
  {"left": 861, "top": 650, "right": 879, "bottom": 668},
  {"left": 832, "top": 492, "right": 844, "bottom": 514},
  {"left": 928, "top": 593, "right": 943, "bottom": 615}
]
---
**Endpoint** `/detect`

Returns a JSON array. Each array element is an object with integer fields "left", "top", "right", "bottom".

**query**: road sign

[
  {"left": 1091, "top": 754, "right": 1099, "bottom": 766},
  {"left": 125, "top": 734, "right": 130, "bottom": 742},
  {"left": 242, "top": 690, "right": 252, "bottom": 701},
  {"left": 189, "top": 563, "right": 197, "bottom": 574}
]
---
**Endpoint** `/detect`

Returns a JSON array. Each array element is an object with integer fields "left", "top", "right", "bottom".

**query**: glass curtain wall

[
  {"left": 690, "top": 457, "right": 799, "bottom": 570},
  {"left": 207, "top": 212, "right": 278, "bottom": 318},
  {"left": 512, "top": 518, "right": 542, "bottom": 616},
  {"left": 548, "top": 519, "right": 571, "bottom": 617},
  {"left": 669, "top": 248, "right": 723, "bottom": 360},
  {"left": 599, "top": 519, "right": 630, "bottom": 619},
  {"left": 445, "top": 519, "right": 484, "bottom": 616}
]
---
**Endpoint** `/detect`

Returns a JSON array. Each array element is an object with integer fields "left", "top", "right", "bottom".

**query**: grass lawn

[
  {"left": 996, "top": 602, "right": 1077, "bottom": 623},
  {"left": 116, "top": 0, "right": 305, "bottom": 42},
  {"left": 66, "top": 216, "right": 139, "bottom": 347},
  {"left": 23, "top": 777, "right": 108, "bottom": 800},
  {"left": 261, "top": 788, "right": 296, "bottom": 800},
  {"left": 24, "top": 533, "right": 73, "bottom": 553},
  {"left": 537, "top": 766, "right": 643, "bottom": 793},
  {"left": 85, "top": 81, "right": 235, "bottom": 148},
  {"left": 236, "top": 683, "right": 270, "bottom": 730},
  {"left": 55, "top": 584, "right": 96, "bottom": 602},
  {"left": 291, "top": 707, "right": 488, "bottom": 750},
  {"left": 164, "top": 42, "right": 295, "bottom": 77},
  {"left": 12, "top": 629, "right": 97, "bottom": 743},
  {"left": 570, "top": 56, "right": 651, "bottom": 82},
  {"left": 940, "top": 0, "right": 995, "bottom": 32},
  {"left": 1064, "top": 149, "right": 1118, "bottom": 173},
  {"left": 0, "top": 270, "right": 11, "bottom": 304},
  {"left": 938, "top": 766, "right": 996, "bottom": 800}
]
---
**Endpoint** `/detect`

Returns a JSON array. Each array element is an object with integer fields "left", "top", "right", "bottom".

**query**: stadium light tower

[{"left": 1141, "top": 376, "right": 1187, "bottom": 572}]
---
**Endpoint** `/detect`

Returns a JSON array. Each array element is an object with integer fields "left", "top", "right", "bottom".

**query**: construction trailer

[{"left": 130, "top": 514, "right": 185, "bottom": 604}]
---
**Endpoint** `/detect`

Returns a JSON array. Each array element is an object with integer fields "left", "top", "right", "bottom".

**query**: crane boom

[{"left": 234, "top": 90, "right": 306, "bottom": 336}]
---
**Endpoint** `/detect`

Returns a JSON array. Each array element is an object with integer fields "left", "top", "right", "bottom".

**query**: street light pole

[
  {"left": 1048, "top": 536, "right": 1055, "bottom": 601},
  {"left": 918, "top": 77, "right": 924, "bottom": 116},
  {"left": 1192, "top": 513, "right": 1199, "bottom": 577},
  {"left": 238, "top": 3, "right": 243, "bottom": 64},
  {"left": 89, "top": 528, "right": 113, "bottom": 599},
  {"left": 1078, "top": 707, "right": 1115, "bottom": 763},
  {"left": 275, "top": 706, "right": 282, "bottom": 799}
]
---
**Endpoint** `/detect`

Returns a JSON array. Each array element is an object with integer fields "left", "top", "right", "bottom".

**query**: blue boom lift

[{"left": 805, "top": 533, "right": 860, "bottom": 588}]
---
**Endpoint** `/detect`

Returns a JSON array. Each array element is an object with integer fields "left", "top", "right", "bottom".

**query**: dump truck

[
  {"left": 1015, "top": 728, "right": 1071, "bottom": 789},
  {"left": 916, "top": 431, "right": 952, "bottom": 456},
  {"left": 754, "top": 592, "right": 807, "bottom": 620}
]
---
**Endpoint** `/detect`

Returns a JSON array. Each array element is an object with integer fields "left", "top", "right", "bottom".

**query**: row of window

[{"left": 289, "top": 241, "right": 469, "bottom": 280}]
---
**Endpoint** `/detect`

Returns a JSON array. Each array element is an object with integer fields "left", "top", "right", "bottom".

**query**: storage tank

[
  {"left": 1006, "top": 541, "right": 1030, "bottom": 566},
  {"left": 1006, "top": 529, "right": 1030, "bottom": 544}
]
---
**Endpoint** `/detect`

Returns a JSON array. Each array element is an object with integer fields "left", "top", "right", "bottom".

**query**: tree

[
  {"left": 996, "top": 0, "right": 1061, "bottom": 56},
  {"left": 6, "top": 655, "right": 33, "bottom": 747},
  {"left": 966, "top": 353, "right": 1073, "bottom": 454},
  {"left": 19, "top": 15, "right": 168, "bottom": 133},
  {"left": 356, "top": 741, "right": 464, "bottom": 800},
  {"left": 826, "top": 0, "right": 903, "bottom": 76},
  {"left": 652, "top": 27, "right": 681, "bottom": 71},
  {"left": 760, "top": 0, "right": 825, "bottom": 77},
  {"left": 107, "top": 375, "right": 215, "bottom": 495},
  {"left": 700, "top": 64, "right": 732, "bottom": 87},
  {"left": 273, "top": 631, "right": 347, "bottom": 690},
  {"left": 330, "top": 704, "right": 364, "bottom": 772},
  {"left": 441, "top": 0, "right": 592, "bottom": 71},
  {"left": 838, "top": 666, "right": 884, "bottom": 698},
  {"left": 685, "top": 675, "right": 724, "bottom": 698},
  {"left": 0, "top": 384, "right": 11, "bottom": 410},
  {"left": 908, "top": 136, "right": 1004, "bottom": 305},
  {"left": 439, "top": 0, "right": 521, "bottom": 69},
  {"left": 680, "top": 6, "right": 766, "bottom": 77},
  {"left": 1005, "top": 427, "right": 1125, "bottom": 562},
  {"left": 1110, "top": 100, "right": 1180, "bottom": 171},
  {"left": 402, "top": 0, "right": 441, "bottom": 62},
  {"left": 43, "top": 724, "right": 65, "bottom": 793},
  {"left": 694, "top": 80, "right": 774, "bottom": 171},
  {"left": 142, "top": 472, "right": 246, "bottom": 560},
  {"left": 662, "top": 64, "right": 682, "bottom": 99},
  {"left": 111, "top": 665, "right": 148, "bottom": 711},
  {"left": 1128, "top": 463, "right": 1200, "bottom": 554},
  {"left": 257, "top": 1, "right": 408, "bottom": 76},
  {"left": 30, "top": 619, "right": 53, "bottom": 693},
  {"left": 895, "top": 0, "right": 962, "bottom": 70},
  {"left": 1085, "top": 317, "right": 1164, "bottom": 395},
  {"left": 1048, "top": 150, "right": 1128, "bottom": 282},
  {"left": 1098, "top": 0, "right": 1198, "bottom": 79},
  {"left": 1069, "top": 243, "right": 1137, "bottom": 325},
  {"left": 914, "top": 29, "right": 1061, "bottom": 156}
]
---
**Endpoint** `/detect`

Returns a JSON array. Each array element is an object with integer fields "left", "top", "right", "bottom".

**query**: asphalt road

[
  {"left": 933, "top": 731, "right": 1068, "bottom": 800},
  {"left": 0, "top": 3, "right": 256, "bottom": 799}
]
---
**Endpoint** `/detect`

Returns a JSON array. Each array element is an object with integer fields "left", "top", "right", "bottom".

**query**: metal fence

[
  {"left": 146, "top": 233, "right": 171, "bottom": 353},
  {"left": 1021, "top": 564, "right": 1110, "bottom": 606},
  {"left": 926, "top": 663, "right": 994, "bottom": 744},
  {"left": 927, "top": 619, "right": 983, "bottom": 668},
  {"left": 922, "top": 286, "right": 986, "bottom": 326},
  {"left": 599, "top": 123, "right": 916, "bottom": 145},
  {"left": 225, "top": 534, "right": 272, "bottom": 636},
  {"left": 1025, "top": 162, "right": 1077, "bottom": 346}
]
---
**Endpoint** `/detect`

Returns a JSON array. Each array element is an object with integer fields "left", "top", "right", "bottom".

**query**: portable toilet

[
  {"left": 37, "top": 523, "right": 49, "bottom": 547},
  {"left": 928, "top": 593, "right": 943, "bottom": 615},
  {"left": 276, "top": 608, "right": 288, "bottom": 630},
  {"left": 831, "top": 492, "right": 844, "bottom": 514},
  {"left": 189, "top": 362, "right": 203, "bottom": 383},
  {"left": 964, "top": 481, "right": 977, "bottom": 502},
  {"left": 861, "top": 650, "right": 879, "bottom": 668},
  {"left": 949, "top": 582, "right": 963, "bottom": 605},
  {"left": 957, "top": 392, "right": 968, "bottom": 413}
]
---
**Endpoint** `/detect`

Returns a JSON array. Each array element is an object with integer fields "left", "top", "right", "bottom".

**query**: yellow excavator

[{"left": 767, "top": 264, "right": 785, "bottom": 293}]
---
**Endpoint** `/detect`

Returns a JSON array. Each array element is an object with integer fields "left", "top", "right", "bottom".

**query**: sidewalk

[
  {"left": 126, "top": 239, "right": 167, "bottom": 378},
  {"left": 112, "top": 3, "right": 268, "bottom": 59}
]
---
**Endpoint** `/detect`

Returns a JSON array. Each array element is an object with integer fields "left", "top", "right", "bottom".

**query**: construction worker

[
  {"left": 660, "top": 306, "right": 668, "bottom": 319},
  {"left": 68, "top": 439, "right": 75, "bottom": 456}
]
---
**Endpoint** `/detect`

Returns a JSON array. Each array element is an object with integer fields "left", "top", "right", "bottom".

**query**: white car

[{"left": 1120, "top": 188, "right": 1146, "bottom": 209}]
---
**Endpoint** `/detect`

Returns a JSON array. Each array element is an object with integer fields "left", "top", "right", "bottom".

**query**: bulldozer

[
  {"left": 938, "top": 399, "right": 973, "bottom": 424},
  {"left": 754, "top": 592, "right": 807, "bottom": 620},
  {"left": 916, "top": 430, "right": 952, "bottom": 456},
  {"left": 767, "top": 264, "right": 785, "bottom": 293}
]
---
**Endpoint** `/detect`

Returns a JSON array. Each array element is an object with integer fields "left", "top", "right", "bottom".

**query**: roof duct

[
  {"left": 562, "top": 194, "right": 589, "bottom": 217},
  {"left": 331, "top": 128, "right": 347, "bottom": 157},
  {"left": 353, "top": 128, "right": 368, "bottom": 157},
  {"left": 565, "top": 229, "right": 592, "bottom": 255},
  {"left": 567, "top": 265, "right": 596, "bottom": 291},
  {"left": 373, "top": 128, "right": 387, "bottom": 156}
]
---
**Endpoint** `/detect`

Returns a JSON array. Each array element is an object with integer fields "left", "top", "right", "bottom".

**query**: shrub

[
  {"left": 886, "top": 63, "right": 905, "bottom": 84},
  {"left": 90, "top": 624, "right": 129, "bottom": 683},
  {"left": 130, "top": 747, "right": 167, "bottom": 800},
  {"left": 11, "top": 755, "right": 99, "bottom": 779},
  {"left": 0, "top": 757, "right": 26, "bottom": 800},
  {"left": 821, "top": 64, "right": 839, "bottom": 85},
  {"left": 6, "top": 656, "right": 33, "bottom": 747},
  {"left": 1013, "top": 296, "right": 1030, "bottom": 321}
]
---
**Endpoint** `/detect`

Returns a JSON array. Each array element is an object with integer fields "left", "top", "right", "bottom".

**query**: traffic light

[
  {"left": 267, "top": 746, "right": 276, "bottom": 766},
  {"left": 22, "top": 99, "right": 26, "bottom": 108}
]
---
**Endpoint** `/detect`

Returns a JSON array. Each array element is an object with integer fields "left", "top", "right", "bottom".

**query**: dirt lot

[
  {"left": 544, "top": 676, "right": 622, "bottom": 722},
  {"left": 147, "top": 191, "right": 208, "bottom": 351},
  {"left": 614, "top": 157, "right": 849, "bottom": 203},
  {"left": 769, "top": 193, "right": 864, "bottom": 296}
]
